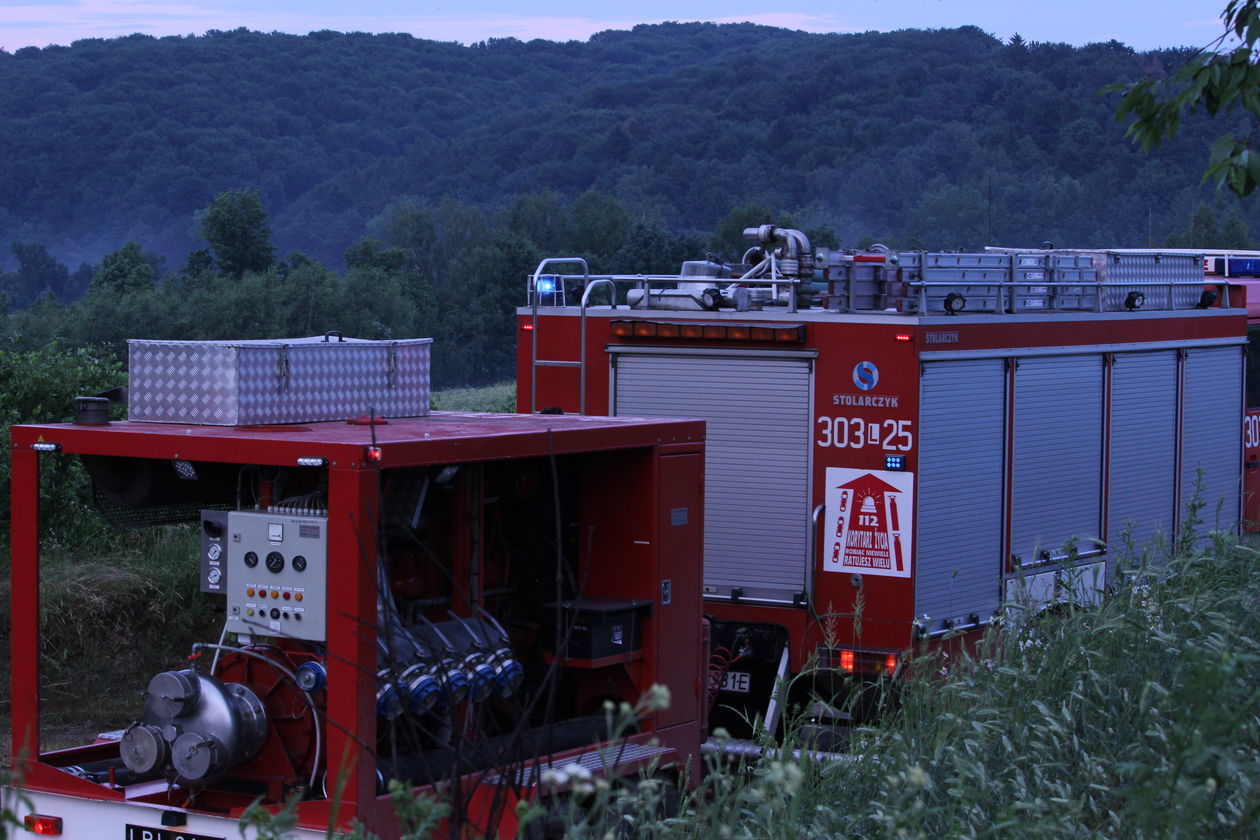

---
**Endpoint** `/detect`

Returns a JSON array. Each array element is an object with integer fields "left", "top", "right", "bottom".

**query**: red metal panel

[
  {"left": 653, "top": 449, "right": 703, "bottom": 730},
  {"left": 1246, "top": 408, "right": 1260, "bottom": 528},
  {"left": 9, "top": 414, "right": 704, "bottom": 471},
  {"left": 325, "top": 465, "right": 382, "bottom": 831},
  {"left": 10, "top": 447, "right": 40, "bottom": 766},
  {"left": 808, "top": 322, "right": 920, "bottom": 652}
]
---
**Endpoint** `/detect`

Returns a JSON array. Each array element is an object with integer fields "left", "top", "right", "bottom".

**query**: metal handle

[
  {"left": 578, "top": 278, "right": 618, "bottom": 415},
  {"left": 322, "top": 331, "right": 345, "bottom": 342},
  {"left": 807, "top": 503, "right": 825, "bottom": 600},
  {"left": 276, "top": 346, "right": 290, "bottom": 392}
]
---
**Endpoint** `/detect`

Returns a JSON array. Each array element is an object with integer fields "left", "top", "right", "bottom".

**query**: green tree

[
  {"left": 92, "top": 241, "right": 155, "bottom": 293},
  {"left": 344, "top": 237, "right": 406, "bottom": 272},
  {"left": 3, "top": 242, "right": 72, "bottom": 307},
  {"left": 1111, "top": 1, "right": 1260, "bottom": 195},
  {"left": 0, "top": 345, "right": 124, "bottom": 537},
  {"left": 568, "top": 190, "right": 632, "bottom": 257},
  {"left": 710, "top": 204, "right": 780, "bottom": 259},
  {"left": 502, "top": 192, "right": 569, "bottom": 254},
  {"left": 197, "top": 189, "right": 276, "bottom": 278},
  {"left": 1222, "top": 207, "right": 1254, "bottom": 245}
]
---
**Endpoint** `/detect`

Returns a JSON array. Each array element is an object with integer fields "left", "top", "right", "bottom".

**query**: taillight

[
  {"left": 839, "top": 649, "right": 855, "bottom": 673},
  {"left": 25, "top": 815, "right": 63, "bottom": 835}
]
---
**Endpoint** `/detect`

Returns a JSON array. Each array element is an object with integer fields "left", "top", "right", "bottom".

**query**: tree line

[
  {"left": 0, "top": 188, "right": 752, "bottom": 388},
  {"left": 3, "top": 23, "right": 1259, "bottom": 274}
]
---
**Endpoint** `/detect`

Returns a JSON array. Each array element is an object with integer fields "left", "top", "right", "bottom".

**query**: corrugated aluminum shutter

[
  {"left": 1011, "top": 355, "right": 1104, "bottom": 563},
  {"left": 916, "top": 359, "right": 1005, "bottom": 631},
  {"left": 1109, "top": 351, "right": 1177, "bottom": 559},
  {"left": 612, "top": 351, "right": 812, "bottom": 602},
  {"left": 1181, "top": 345, "right": 1242, "bottom": 530}
]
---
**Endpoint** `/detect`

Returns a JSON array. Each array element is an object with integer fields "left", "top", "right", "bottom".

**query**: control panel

[
  {"left": 200, "top": 510, "right": 230, "bottom": 594},
  {"left": 225, "top": 511, "right": 328, "bottom": 642}
]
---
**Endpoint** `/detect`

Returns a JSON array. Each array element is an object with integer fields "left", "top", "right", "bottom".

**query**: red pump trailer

[
  {"left": 517, "top": 227, "right": 1247, "bottom": 735},
  {"left": 8, "top": 410, "right": 705, "bottom": 837}
]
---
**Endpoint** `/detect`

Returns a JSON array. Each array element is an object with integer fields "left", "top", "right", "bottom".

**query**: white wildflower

[
  {"left": 563, "top": 762, "right": 591, "bottom": 782},
  {"left": 642, "top": 683, "right": 672, "bottom": 711}
]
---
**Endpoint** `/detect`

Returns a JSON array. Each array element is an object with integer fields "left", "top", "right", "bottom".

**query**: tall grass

[{"left": 587, "top": 532, "right": 1259, "bottom": 839}]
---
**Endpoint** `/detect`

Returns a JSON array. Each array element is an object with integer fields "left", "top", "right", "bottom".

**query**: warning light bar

[{"left": 610, "top": 320, "right": 805, "bottom": 344}]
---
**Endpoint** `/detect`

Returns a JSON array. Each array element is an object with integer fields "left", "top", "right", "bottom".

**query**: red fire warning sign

[{"left": 823, "top": 467, "right": 914, "bottom": 578}]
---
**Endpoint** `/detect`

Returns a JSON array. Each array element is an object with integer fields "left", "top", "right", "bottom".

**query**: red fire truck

[
  {"left": 8, "top": 404, "right": 705, "bottom": 837},
  {"left": 517, "top": 226, "right": 1246, "bottom": 735}
]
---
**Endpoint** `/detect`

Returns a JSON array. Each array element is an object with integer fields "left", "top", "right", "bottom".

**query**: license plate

[
  {"left": 125, "top": 825, "right": 223, "bottom": 840},
  {"left": 720, "top": 671, "right": 751, "bottom": 694}
]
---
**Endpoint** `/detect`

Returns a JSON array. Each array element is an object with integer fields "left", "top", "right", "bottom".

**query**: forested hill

[{"left": 0, "top": 22, "right": 1248, "bottom": 272}]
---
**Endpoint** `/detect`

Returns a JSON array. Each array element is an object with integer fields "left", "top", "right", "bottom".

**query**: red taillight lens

[
  {"left": 25, "top": 815, "right": 63, "bottom": 835},
  {"left": 366, "top": 446, "right": 383, "bottom": 462},
  {"left": 885, "top": 654, "right": 898, "bottom": 672},
  {"left": 839, "top": 650, "right": 855, "bottom": 673}
]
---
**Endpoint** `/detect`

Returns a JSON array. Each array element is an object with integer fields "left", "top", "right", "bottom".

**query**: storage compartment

[
  {"left": 128, "top": 334, "right": 432, "bottom": 425},
  {"left": 543, "top": 597, "right": 652, "bottom": 660}
]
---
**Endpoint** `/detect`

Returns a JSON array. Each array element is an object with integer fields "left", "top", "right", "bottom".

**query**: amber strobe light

[{"left": 610, "top": 320, "right": 805, "bottom": 343}]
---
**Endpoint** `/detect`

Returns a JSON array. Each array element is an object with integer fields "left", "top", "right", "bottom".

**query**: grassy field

[{"left": 431, "top": 381, "right": 516, "bottom": 413}]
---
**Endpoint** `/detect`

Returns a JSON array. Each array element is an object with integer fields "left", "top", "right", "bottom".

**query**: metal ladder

[{"left": 527, "top": 258, "right": 616, "bottom": 415}]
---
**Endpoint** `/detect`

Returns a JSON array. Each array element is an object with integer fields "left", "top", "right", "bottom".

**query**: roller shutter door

[
  {"left": 1108, "top": 351, "right": 1178, "bottom": 559},
  {"left": 612, "top": 351, "right": 812, "bottom": 603},
  {"left": 1181, "top": 345, "right": 1243, "bottom": 531},
  {"left": 1011, "top": 355, "right": 1104, "bottom": 564},
  {"left": 916, "top": 359, "right": 1005, "bottom": 632}
]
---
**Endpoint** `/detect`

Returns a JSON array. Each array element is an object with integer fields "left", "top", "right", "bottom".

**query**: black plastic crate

[{"left": 542, "top": 597, "right": 652, "bottom": 659}]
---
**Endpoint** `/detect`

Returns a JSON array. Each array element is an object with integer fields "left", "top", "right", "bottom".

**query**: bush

[{"left": 0, "top": 345, "right": 124, "bottom": 541}]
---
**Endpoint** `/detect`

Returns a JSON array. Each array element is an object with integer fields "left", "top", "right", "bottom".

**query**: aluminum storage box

[{"left": 128, "top": 334, "right": 432, "bottom": 425}]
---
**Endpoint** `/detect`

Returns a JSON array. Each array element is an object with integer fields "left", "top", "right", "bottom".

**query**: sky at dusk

[{"left": 0, "top": 0, "right": 1234, "bottom": 53}]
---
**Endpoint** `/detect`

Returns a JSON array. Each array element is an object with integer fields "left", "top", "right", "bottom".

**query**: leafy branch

[{"left": 1110, "top": 0, "right": 1260, "bottom": 195}]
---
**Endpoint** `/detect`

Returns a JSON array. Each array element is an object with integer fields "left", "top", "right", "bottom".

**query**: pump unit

[{"left": 7, "top": 405, "right": 705, "bottom": 837}]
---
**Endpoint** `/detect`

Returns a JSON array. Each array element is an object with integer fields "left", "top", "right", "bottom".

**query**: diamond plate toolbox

[{"left": 128, "top": 334, "right": 432, "bottom": 425}]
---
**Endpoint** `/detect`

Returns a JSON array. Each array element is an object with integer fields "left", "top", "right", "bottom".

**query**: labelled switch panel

[
  {"left": 200, "top": 510, "right": 230, "bottom": 594},
  {"left": 225, "top": 511, "right": 328, "bottom": 642}
]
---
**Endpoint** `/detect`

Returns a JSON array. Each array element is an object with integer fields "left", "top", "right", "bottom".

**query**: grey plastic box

[{"left": 128, "top": 334, "right": 432, "bottom": 425}]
